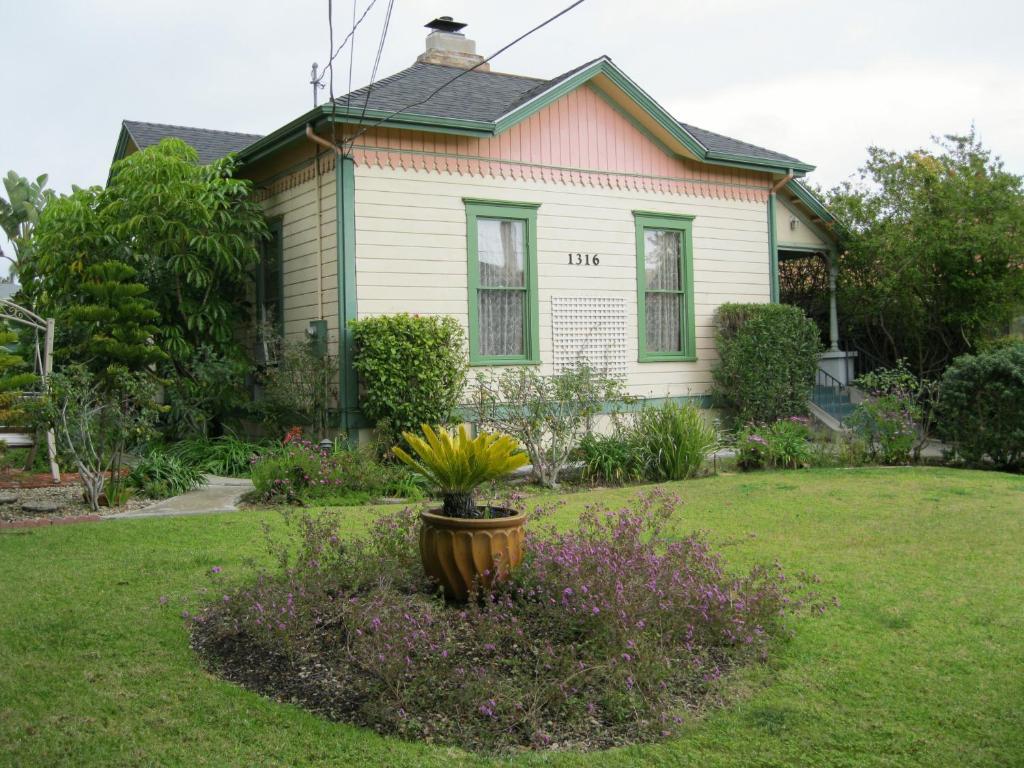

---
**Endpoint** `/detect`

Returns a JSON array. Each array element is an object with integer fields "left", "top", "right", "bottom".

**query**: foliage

[
  {"left": 255, "top": 337, "right": 338, "bottom": 439},
  {"left": 44, "top": 366, "right": 161, "bottom": 511},
  {"left": 393, "top": 424, "right": 528, "bottom": 518},
  {"left": 472, "top": 364, "right": 627, "bottom": 487},
  {"left": 633, "top": 401, "right": 717, "bottom": 481},
  {"left": 0, "top": 324, "right": 37, "bottom": 426},
  {"left": 847, "top": 361, "right": 929, "bottom": 465},
  {"left": 937, "top": 340, "right": 1024, "bottom": 471},
  {"left": 164, "top": 434, "right": 272, "bottom": 478},
  {"left": 350, "top": 314, "right": 468, "bottom": 447},
  {"left": 0, "top": 171, "right": 52, "bottom": 273},
  {"left": 127, "top": 450, "right": 207, "bottom": 499},
  {"left": 161, "top": 346, "right": 252, "bottom": 440},
  {"left": 28, "top": 139, "right": 267, "bottom": 426},
  {"left": 824, "top": 131, "right": 1024, "bottom": 377},
  {"left": 577, "top": 429, "right": 647, "bottom": 484},
  {"left": 846, "top": 398, "right": 916, "bottom": 465},
  {"left": 60, "top": 260, "right": 167, "bottom": 380},
  {"left": 190, "top": 490, "right": 819, "bottom": 753},
  {"left": 736, "top": 418, "right": 813, "bottom": 470},
  {"left": 711, "top": 303, "right": 822, "bottom": 425},
  {"left": 250, "top": 435, "right": 422, "bottom": 506}
]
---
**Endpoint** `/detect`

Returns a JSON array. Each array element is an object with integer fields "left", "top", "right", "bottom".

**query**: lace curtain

[
  {"left": 643, "top": 229, "right": 682, "bottom": 352},
  {"left": 477, "top": 218, "right": 526, "bottom": 356}
]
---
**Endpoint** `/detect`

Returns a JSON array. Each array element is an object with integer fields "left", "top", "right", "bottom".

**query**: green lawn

[{"left": 2, "top": 467, "right": 1023, "bottom": 767}]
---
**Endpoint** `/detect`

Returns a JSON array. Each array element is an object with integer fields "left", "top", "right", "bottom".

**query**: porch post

[{"left": 826, "top": 251, "right": 839, "bottom": 351}]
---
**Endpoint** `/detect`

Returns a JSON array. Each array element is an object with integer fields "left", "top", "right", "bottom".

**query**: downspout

[
  {"left": 314, "top": 146, "right": 324, "bottom": 323},
  {"left": 306, "top": 123, "right": 359, "bottom": 442},
  {"left": 767, "top": 171, "right": 794, "bottom": 303}
]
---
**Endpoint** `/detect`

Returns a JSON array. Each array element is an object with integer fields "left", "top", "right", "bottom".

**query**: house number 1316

[{"left": 568, "top": 253, "right": 600, "bottom": 266}]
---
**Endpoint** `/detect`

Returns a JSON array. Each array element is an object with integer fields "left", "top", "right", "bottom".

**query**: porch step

[{"left": 811, "top": 384, "right": 856, "bottom": 425}]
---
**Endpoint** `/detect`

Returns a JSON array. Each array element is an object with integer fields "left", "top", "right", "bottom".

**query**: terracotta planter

[{"left": 419, "top": 508, "right": 527, "bottom": 601}]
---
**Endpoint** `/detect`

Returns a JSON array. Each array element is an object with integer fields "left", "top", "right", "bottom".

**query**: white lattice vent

[{"left": 551, "top": 295, "right": 628, "bottom": 378}]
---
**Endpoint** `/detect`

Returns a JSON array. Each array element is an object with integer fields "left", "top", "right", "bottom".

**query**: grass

[{"left": 1, "top": 467, "right": 1023, "bottom": 767}]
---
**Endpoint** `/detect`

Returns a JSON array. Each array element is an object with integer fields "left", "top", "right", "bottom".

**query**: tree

[
  {"left": 825, "top": 131, "right": 1024, "bottom": 377},
  {"left": 30, "top": 139, "right": 269, "bottom": 432},
  {"left": 0, "top": 324, "right": 38, "bottom": 427},
  {"left": 0, "top": 171, "right": 52, "bottom": 277}
]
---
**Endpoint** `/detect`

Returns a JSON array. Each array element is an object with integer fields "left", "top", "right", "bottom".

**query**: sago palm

[{"left": 393, "top": 424, "right": 528, "bottom": 518}]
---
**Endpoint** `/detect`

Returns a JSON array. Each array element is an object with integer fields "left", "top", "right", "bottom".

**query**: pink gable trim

[{"left": 349, "top": 86, "right": 770, "bottom": 203}]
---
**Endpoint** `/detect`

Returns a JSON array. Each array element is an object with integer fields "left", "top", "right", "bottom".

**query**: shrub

[
  {"left": 190, "top": 490, "right": 825, "bottom": 753},
  {"left": 393, "top": 424, "right": 527, "bottom": 518},
  {"left": 711, "top": 303, "right": 822, "bottom": 425},
  {"left": 846, "top": 397, "right": 917, "bottom": 464},
  {"left": 634, "top": 401, "right": 717, "bottom": 481},
  {"left": 937, "top": 341, "right": 1024, "bottom": 470},
  {"left": 577, "top": 430, "right": 646, "bottom": 484},
  {"left": 254, "top": 338, "right": 338, "bottom": 438},
  {"left": 472, "top": 364, "right": 627, "bottom": 487},
  {"left": 350, "top": 314, "right": 467, "bottom": 448},
  {"left": 165, "top": 434, "right": 272, "bottom": 477},
  {"left": 250, "top": 435, "right": 421, "bottom": 505},
  {"left": 127, "top": 450, "right": 206, "bottom": 499},
  {"left": 736, "top": 418, "right": 813, "bottom": 470}
]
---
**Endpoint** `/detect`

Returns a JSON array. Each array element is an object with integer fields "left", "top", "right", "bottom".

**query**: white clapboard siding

[{"left": 352, "top": 165, "right": 770, "bottom": 399}]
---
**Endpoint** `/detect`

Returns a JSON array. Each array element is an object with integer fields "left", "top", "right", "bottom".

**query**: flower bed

[{"left": 189, "top": 490, "right": 825, "bottom": 753}]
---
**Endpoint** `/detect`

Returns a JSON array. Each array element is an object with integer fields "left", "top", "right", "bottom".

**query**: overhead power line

[{"left": 343, "top": 0, "right": 590, "bottom": 149}]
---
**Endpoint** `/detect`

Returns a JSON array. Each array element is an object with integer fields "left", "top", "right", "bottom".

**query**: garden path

[{"left": 109, "top": 476, "right": 253, "bottom": 519}]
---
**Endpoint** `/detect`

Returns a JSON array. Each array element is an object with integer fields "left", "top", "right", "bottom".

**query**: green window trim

[
  {"left": 256, "top": 217, "right": 285, "bottom": 338},
  {"left": 464, "top": 198, "right": 541, "bottom": 366},
  {"left": 634, "top": 210, "right": 697, "bottom": 362}
]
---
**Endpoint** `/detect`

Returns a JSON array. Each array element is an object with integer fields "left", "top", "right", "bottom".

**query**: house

[{"left": 111, "top": 17, "right": 849, "bottom": 440}]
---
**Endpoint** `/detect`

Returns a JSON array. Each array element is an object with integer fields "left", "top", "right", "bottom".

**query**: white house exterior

[{"left": 112, "top": 18, "right": 843, "bottom": 441}]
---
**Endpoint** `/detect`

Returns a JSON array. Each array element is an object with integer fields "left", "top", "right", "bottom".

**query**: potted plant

[{"left": 393, "top": 424, "right": 529, "bottom": 601}]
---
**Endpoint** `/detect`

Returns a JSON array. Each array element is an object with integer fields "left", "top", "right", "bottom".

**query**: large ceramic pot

[{"left": 419, "top": 508, "right": 527, "bottom": 601}]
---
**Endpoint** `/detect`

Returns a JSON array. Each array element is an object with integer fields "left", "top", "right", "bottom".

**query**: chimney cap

[{"left": 425, "top": 16, "right": 467, "bottom": 34}]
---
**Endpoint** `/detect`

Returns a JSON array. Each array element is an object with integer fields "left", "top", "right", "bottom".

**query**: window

[
  {"left": 465, "top": 199, "right": 540, "bottom": 364},
  {"left": 634, "top": 211, "right": 696, "bottom": 361},
  {"left": 257, "top": 218, "right": 284, "bottom": 338}
]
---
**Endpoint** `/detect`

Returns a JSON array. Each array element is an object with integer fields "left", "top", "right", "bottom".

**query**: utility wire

[
  {"left": 353, "top": 0, "right": 395, "bottom": 131},
  {"left": 317, "top": 0, "right": 380, "bottom": 86},
  {"left": 343, "top": 0, "right": 589, "bottom": 147}
]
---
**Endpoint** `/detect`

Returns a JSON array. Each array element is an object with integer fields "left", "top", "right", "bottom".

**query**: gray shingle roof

[
  {"left": 334, "top": 60, "right": 806, "bottom": 167},
  {"left": 680, "top": 123, "right": 803, "bottom": 166},
  {"left": 122, "top": 121, "right": 262, "bottom": 164},
  {"left": 336, "top": 62, "right": 545, "bottom": 123}
]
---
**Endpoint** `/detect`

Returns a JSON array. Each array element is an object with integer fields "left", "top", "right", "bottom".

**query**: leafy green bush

[
  {"left": 165, "top": 434, "right": 271, "bottom": 477},
  {"left": 350, "top": 314, "right": 467, "bottom": 448},
  {"left": 711, "top": 304, "right": 822, "bottom": 425},
  {"left": 736, "top": 418, "right": 813, "bottom": 470},
  {"left": 846, "top": 397, "right": 917, "bottom": 464},
  {"left": 633, "top": 401, "right": 717, "bottom": 481},
  {"left": 937, "top": 341, "right": 1024, "bottom": 471},
  {"left": 254, "top": 338, "right": 338, "bottom": 438},
  {"left": 577, "top": 430, "right": 646, "bottom": 484},
  {"left": 250, "top": 436, "right": 422, "bottom": 505},
  {"left": 472, "top": 364, "right": 627, "bottom": 487},
  {"left": 127, "top": 451, "right": 206, "bottom": 499}
]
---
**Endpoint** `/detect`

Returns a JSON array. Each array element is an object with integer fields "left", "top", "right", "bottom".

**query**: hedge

[
  {"left": 349, "top": 314, "right": 468, "bottom": 447},
  {"left": 711, "top": 303, "right": 822, "bottom": 425}
]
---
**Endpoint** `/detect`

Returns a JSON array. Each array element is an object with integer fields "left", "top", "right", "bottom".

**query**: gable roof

[
  {"left": 236, "top": 57, "right": 814, "bottom": 175},
  {"left": 116, "top": 120, "right": 262, "bottom": 165}
]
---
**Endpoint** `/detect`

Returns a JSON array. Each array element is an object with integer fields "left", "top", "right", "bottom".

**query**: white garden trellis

[{"left": 0, "top": 299, "right": 59, "bottom": 483}]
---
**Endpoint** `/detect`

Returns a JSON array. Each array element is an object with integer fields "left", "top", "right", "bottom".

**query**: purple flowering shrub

[{"left": 190, "top": 489, "right": 825, "bottom": 752}]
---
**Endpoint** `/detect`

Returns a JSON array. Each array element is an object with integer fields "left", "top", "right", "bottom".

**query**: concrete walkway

[{"left": 110, "top": 475, "right": 254, "bottom": 519}]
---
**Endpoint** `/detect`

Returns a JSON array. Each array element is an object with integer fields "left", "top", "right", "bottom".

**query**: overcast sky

[{"left": 2, "top": 0, "right": 1022, "bottom": 259}]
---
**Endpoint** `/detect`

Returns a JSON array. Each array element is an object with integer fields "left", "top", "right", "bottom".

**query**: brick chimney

[{"left": 416, "top": 17, "right": 489, "bottom": 71}]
